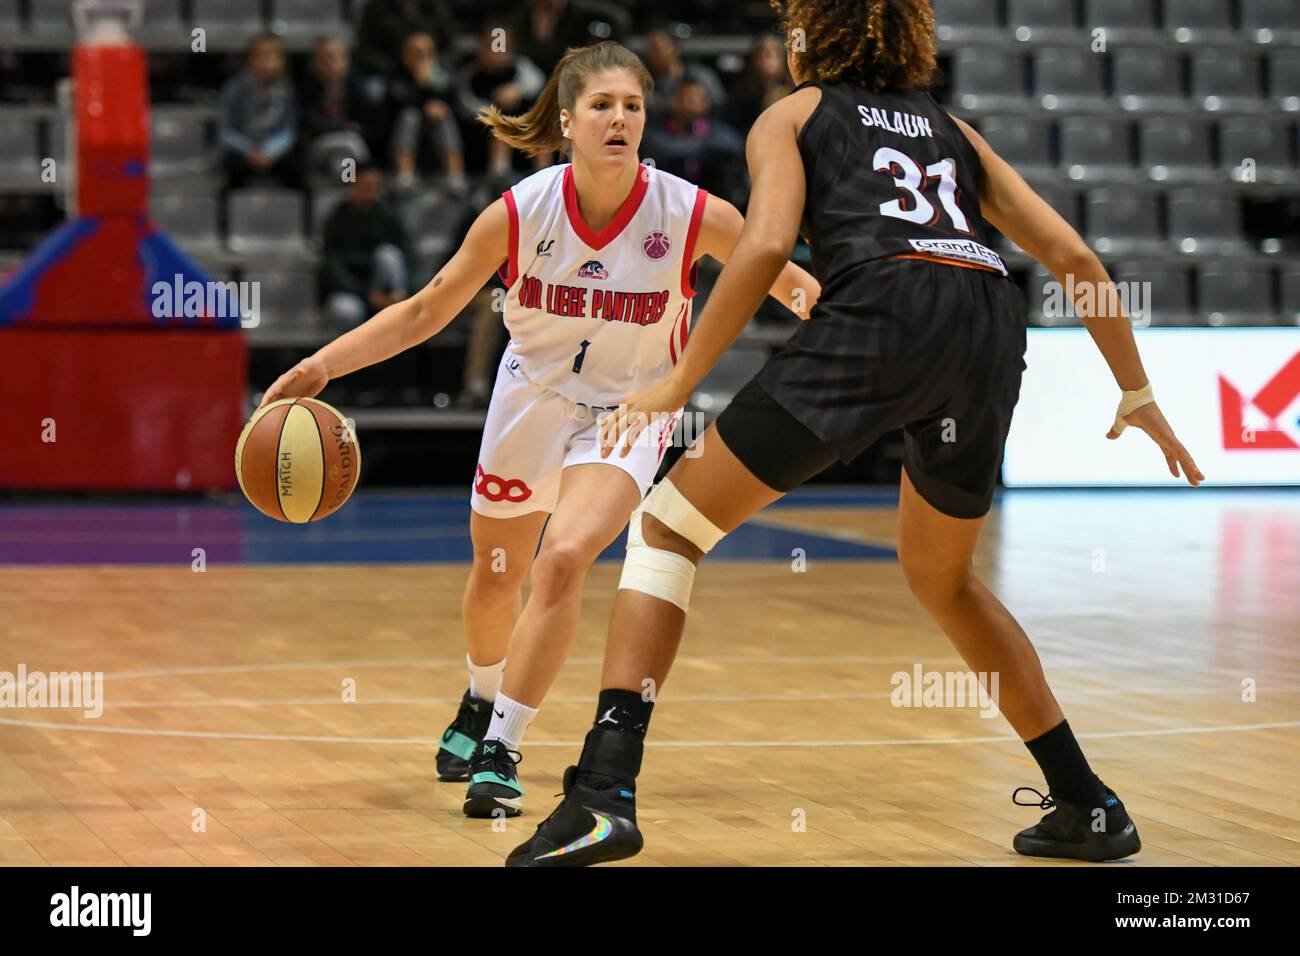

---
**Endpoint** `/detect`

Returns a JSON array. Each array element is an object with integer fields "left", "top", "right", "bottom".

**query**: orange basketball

[{"left": 234, "top": 398, "right": 360, "bottom": 523}]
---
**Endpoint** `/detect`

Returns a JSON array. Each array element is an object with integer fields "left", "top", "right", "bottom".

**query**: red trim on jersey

[
  {"left": 681, "top": 188, "right": 709, "bottom": 298},
  {"left": 497, "top": 189, "right": 520, "bottom": 287},
  {"left": 668, "top": 301, "right": 689, "bottom": 366},
  {"left": 562, "top": 163, "right": 649, "bottom": 251}
]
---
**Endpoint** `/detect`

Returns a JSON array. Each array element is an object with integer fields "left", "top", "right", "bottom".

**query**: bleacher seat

[
  {"left": 1113, "top": 50, "right": 1187, "bottom": 112},
  {"left": 1026, "top": 265, "right": 1083, "bottom": 327},
  {"left": 1034, "top": 48, "right": 1106, "bottom": 111},
  {"left": 692, "top": 347, "right": 771, "bottom": 412},
  {"left": 136, "top": 0, "right": 185, "bottom": 42},
  {"left": 1085, "top": 189, "right": 1164, "bottom": 255},
  {"left": 1139, "top": 118, "right": 1215, "bottom": 183},
  {"left": 1218, "top": 118, "right": 1297, "bottom": 184},
  {"left": 0, "top": 115, "right": 41, "bottom": 186},
  {"left": 29, "top": 0, "right": 72, "bottom": 36},
  {"left": 1164, "top": 0, "right": 1236, "bottom": 43},
  {"left": 1190, "top": 52, "right": 1265, "bottom": 112},
  {"left": 1007, "top": 0, "right": 1079, "bottom": 43},
  {"left": 399, "top": 188, "right": 471, "bottom": 262},
  {"left": 1199, "top": 263, "right": 1278, "bottom": 326},
  {"left": 1084, "top": 0, "right": 1160, "bottom": 42},
  {"left": 978, "top": 116, "right": 1053, "bottom": 178},
  {"left": 190, "top": 0, "right": 265, "bottom": 44},
  {"left": 151, "top": 113, "right": 211, "bottom": 176},
  {"left": 1269, "top": 52, "right": 1300, "bottom": 112},
  {"left": 952, "top": 51, "right": 1027, "bottom": 111},
  {"left": 1113, "top": 263, "right": 1194, "bottom": 326},
  {"left": 0, "top": 0, "right": 20, "bottom": 34},
  {"left": 1240, "top": 0, "right": 1300, "bottom": 45},
  {"left": 931, "top": 0, "right": 1003, "bottom": 43},
  {"left": 270, "top": 0, "right": 347, "bottom": 40},
  {"left": 242, "top": 269, "right": 319, "bottom": 330},
  {"left": 151, "top": 194, "right": 221, "bottom": 252},
  {"left": 1280, "top": 268, "right": 1300, "bottom": 325},
  {"left": 1059, "top": 117, "right": 1136, "bottom": 182},
  {"left": 227, "top": 188, "right": 307, "bottom": 254},
  {"left": 1166, "top": 190, "right": 1248, "bottom": 255}
]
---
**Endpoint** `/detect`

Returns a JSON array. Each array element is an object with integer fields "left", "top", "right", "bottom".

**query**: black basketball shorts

[{"left": 714, "top": 256, "right": 1028, "bottom": 520}]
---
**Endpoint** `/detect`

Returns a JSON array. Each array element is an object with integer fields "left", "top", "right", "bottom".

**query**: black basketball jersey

[{"left": 794, "top": 80, "right": 1007, "bottom": 291}]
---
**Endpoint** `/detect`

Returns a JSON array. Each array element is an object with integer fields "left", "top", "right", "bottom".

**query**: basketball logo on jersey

[
  {"left": 641, "top": 231, "right": 671, "bottom": 260},
  {"left": 577, "top": 260, "right": 608, "bottom": 280}
]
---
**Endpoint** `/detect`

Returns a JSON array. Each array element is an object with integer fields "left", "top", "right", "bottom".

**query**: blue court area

[{"left": 0, "top": 489, "right": 898, "bottom": 565}]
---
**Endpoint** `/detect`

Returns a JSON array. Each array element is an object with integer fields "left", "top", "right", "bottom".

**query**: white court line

[
  {"left": 98, "top": 685, "right": 1300, "bottom": 708},
  {"left": 0, "top": 716, "right": 1296, "bottom": 747}
]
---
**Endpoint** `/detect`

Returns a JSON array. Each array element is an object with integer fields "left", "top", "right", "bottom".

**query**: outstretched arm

[
  {"left": 694, "top": 192, "right": 819, "bottom": 321},
  {"left": 259, "top": 198, "right": 509, "bottom": 407},
  {"left": 951, "top": 113, "right": 1202, "bottom": 485}
]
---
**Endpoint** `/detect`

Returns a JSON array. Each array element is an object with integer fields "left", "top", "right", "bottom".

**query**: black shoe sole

[
  {"left": 505, "top": 822, "right": 644, "bottom": 867},
  {"left": 1013, "top": 829, "right": 1142, "bottom": 862},
  {"left": 464, "top": 793, "right": 523, "bottom": 819}
]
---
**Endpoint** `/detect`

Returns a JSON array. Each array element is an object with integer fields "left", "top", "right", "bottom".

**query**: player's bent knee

[
  {"left": 531, "top": 541, "right": 596, "bottom": 594},
  {"left": 617, "top": 479, "right": 726, "bottom": 612}
]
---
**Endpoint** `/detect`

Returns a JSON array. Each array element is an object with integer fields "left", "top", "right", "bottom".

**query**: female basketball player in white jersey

[{"left": 260, "top": 41, "right": 819, "bottom": 819}]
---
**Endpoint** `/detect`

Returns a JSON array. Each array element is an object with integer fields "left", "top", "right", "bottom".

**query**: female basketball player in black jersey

[{"left": 506, "top": 0, "right": 1204, "bottom": 866}]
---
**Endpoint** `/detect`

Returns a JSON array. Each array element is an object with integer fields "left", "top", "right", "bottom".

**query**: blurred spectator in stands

[
  {"left": 217, "top": 33, "right": 299, "bottom": 190},
  {"left": 300, "top": 36, "right": 377, "bottom": 188},
  {"left": 320, "top": 162, "right": 413, "bottom": 328},
  {"left": 454, "top": 20, "right": 548, "bottom": 186},
  {"left": 387, "top": 32, "right": 467, "bottom": 191},
  {"left": 642, "top": 76, "right": 743, "bottom": 199},
  {"left": 724, "top": 34, "right": 793, "bottom": 132},
  {"left": 643, "top": 23, "right": 726, "bottom": 119},
  {"left": 510, "top": 0, "right": 632, "bottom": 75},
  {"left": 356, "top": 0, "right": 456, "bottom": 78}
]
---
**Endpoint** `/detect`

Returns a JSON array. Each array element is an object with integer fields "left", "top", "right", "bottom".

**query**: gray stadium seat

[
  {"left": 46, "top": 118, "right": 68, "bottom": 167},
  {"left": 190, "top": 0, "right": 264, "bottom": 44},
  {"left": 1084, "top": 0, "right": 1160, "bottom": 40},
  {"left": 1139, "top": 118, "right": 1215, "bottom": 183},
  {"left": 692, "top": 347, "right": 771, "bottom": 413},
  {"left": 1059, "top": 117, "right": 1136, "bottom": 182},
  {"left": 150, "top": 113, "right": 210, "bottom": 176},
  {"left": 227, "top": 188, "right": 307, "bottom": 254},
  {"left": 1240, "top": 0, "right": 1300, "bottom": 44},
  {"left": 1269, "top": 52, "right": 1300, "bottom": 111},
  {"left": 150, "top": 194, "right": 221, "bottom": 252},
  {"left": 136, "top": 0, "right": 184, "bottom": 41},
  {"left": 1281, "top": 268, "right": 1300, "bottom": 325},
  {"left": 1164, "top": 0, "right": 1236, "bottom": 42},
  {"left": 0, "top": 114, "right": 40, "bottom": 185},
  {"left": 1199, "top": 263, "right": 1277, "bottom": 327},
  {"left": 1166, "top": 190, "right": 1247, "bottom": 255},
  {"left": 1085, "top": 189, "right": 1164, "bottom": 255},
  {"left": 1190, "top": 52, "right": 1265, "bottom": 112},
  {"left": 1113, "top": 263, "right": 1194, "bottom": 326},
  {"left": 1036, "top": 186, "right": 1081, "bottom": 229},
  {"left": 978, "top": 116, "right": 1053, "bottom": 178},
  {"left": 1113, "top": 50, "right": 1187, "bottom": 112},
  {"left": 399, "top": 188, "right": 471, "bottom": 261},
  {"left": 271, "top": 0, "right": 347, "bottom": 40},
  {"left": 29, "top": 0, "right": 72, "bottom": 36},
  {"left": 1007, "top": 0, "right": 1079, "bottom": 42},
  {"left": 1034, "top": 48, "right": 1106, "bottom": 110},
  {"left": 0, "top": 0, "right": 20, "bottom": 33},
  {"left": 931, "top": 0, "right": 1003, "bottom": 43},
  {"left": 1219, "top": 118, "right": 1297, "bottom": 184},
  {"left": 242, "top": 269, "right": 318, "bottom": 330},
  {"left": 952, "top": 51, "right": 1027, "bottom": 111}
]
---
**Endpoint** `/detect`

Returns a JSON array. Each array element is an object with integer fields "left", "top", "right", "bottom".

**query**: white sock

[
  {"left": 467, "top": 654, "right": 506, "bottom": 702},
  {"left": 484, "top": 692, "right": 538, "bottom": 750}
]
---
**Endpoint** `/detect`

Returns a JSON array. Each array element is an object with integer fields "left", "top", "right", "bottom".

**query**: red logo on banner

[{"left": 1219, "top": 352, "right": 1300, "bottom": 450}]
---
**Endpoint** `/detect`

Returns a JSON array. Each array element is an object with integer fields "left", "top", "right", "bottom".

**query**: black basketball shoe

[
  {"left": 1012, "top": 783, "right": 1141, "bottom": 862},
  {"left": 505, "top": 727, "right": 645, "bottom": 867},
  {"left": 436, "top": 689, "right": 492, "bottom": 782},
  {"left": 463, "top": 739, "right": 524, "bottom": 818}
]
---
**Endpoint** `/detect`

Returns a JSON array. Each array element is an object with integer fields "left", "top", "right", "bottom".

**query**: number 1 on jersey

[
  {"left": 572, "top": 339, "right": 592, "bottom": 374},
  {"left": 873, "top": 148, "right": 971, "bottom": 234}
]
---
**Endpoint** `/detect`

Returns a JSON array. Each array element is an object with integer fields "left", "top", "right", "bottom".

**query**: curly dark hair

[{"left": 771, "top": 0, "right": 937, "bottom": 92}]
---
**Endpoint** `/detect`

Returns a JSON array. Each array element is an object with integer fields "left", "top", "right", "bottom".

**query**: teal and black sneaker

[
  {"left": 436, "top": 689, "right": 492, "bottom": 782},
  {"left": 463, "top": 739, "right": 524, "bottom": 818},
  {"left": 1012, "top": 783, "right": 1141, "bottom": 862}
]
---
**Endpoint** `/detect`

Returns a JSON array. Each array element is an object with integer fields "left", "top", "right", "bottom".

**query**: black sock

[
  {"left": 591, "top": 687, "right": 654, "bottom": 739},
  {"left": 1024, "top": 720, "right": 1104, "bottom": 804}
]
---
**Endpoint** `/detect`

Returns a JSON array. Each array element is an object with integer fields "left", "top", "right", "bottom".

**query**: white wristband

[{"left": 1112, "top": 383, "right": 1155, "bottom": 435}]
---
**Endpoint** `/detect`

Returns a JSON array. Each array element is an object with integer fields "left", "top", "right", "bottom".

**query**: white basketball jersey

[{"left": 496, "top": 162, "right": 708, "bottom": 407}]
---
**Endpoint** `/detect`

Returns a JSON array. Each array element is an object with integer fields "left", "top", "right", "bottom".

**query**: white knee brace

[{"left": 617, "top": 479, "right": 726, "bottom": 611}]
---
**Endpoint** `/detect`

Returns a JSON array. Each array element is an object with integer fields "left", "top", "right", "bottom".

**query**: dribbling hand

[{"left": 259, "top": 355, "right": 328, "bottom": 410}]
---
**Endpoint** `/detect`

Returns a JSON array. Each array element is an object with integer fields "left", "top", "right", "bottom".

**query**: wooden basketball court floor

[{"left": 0, "top": 487, "right": 1297, "bottom": 867}]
